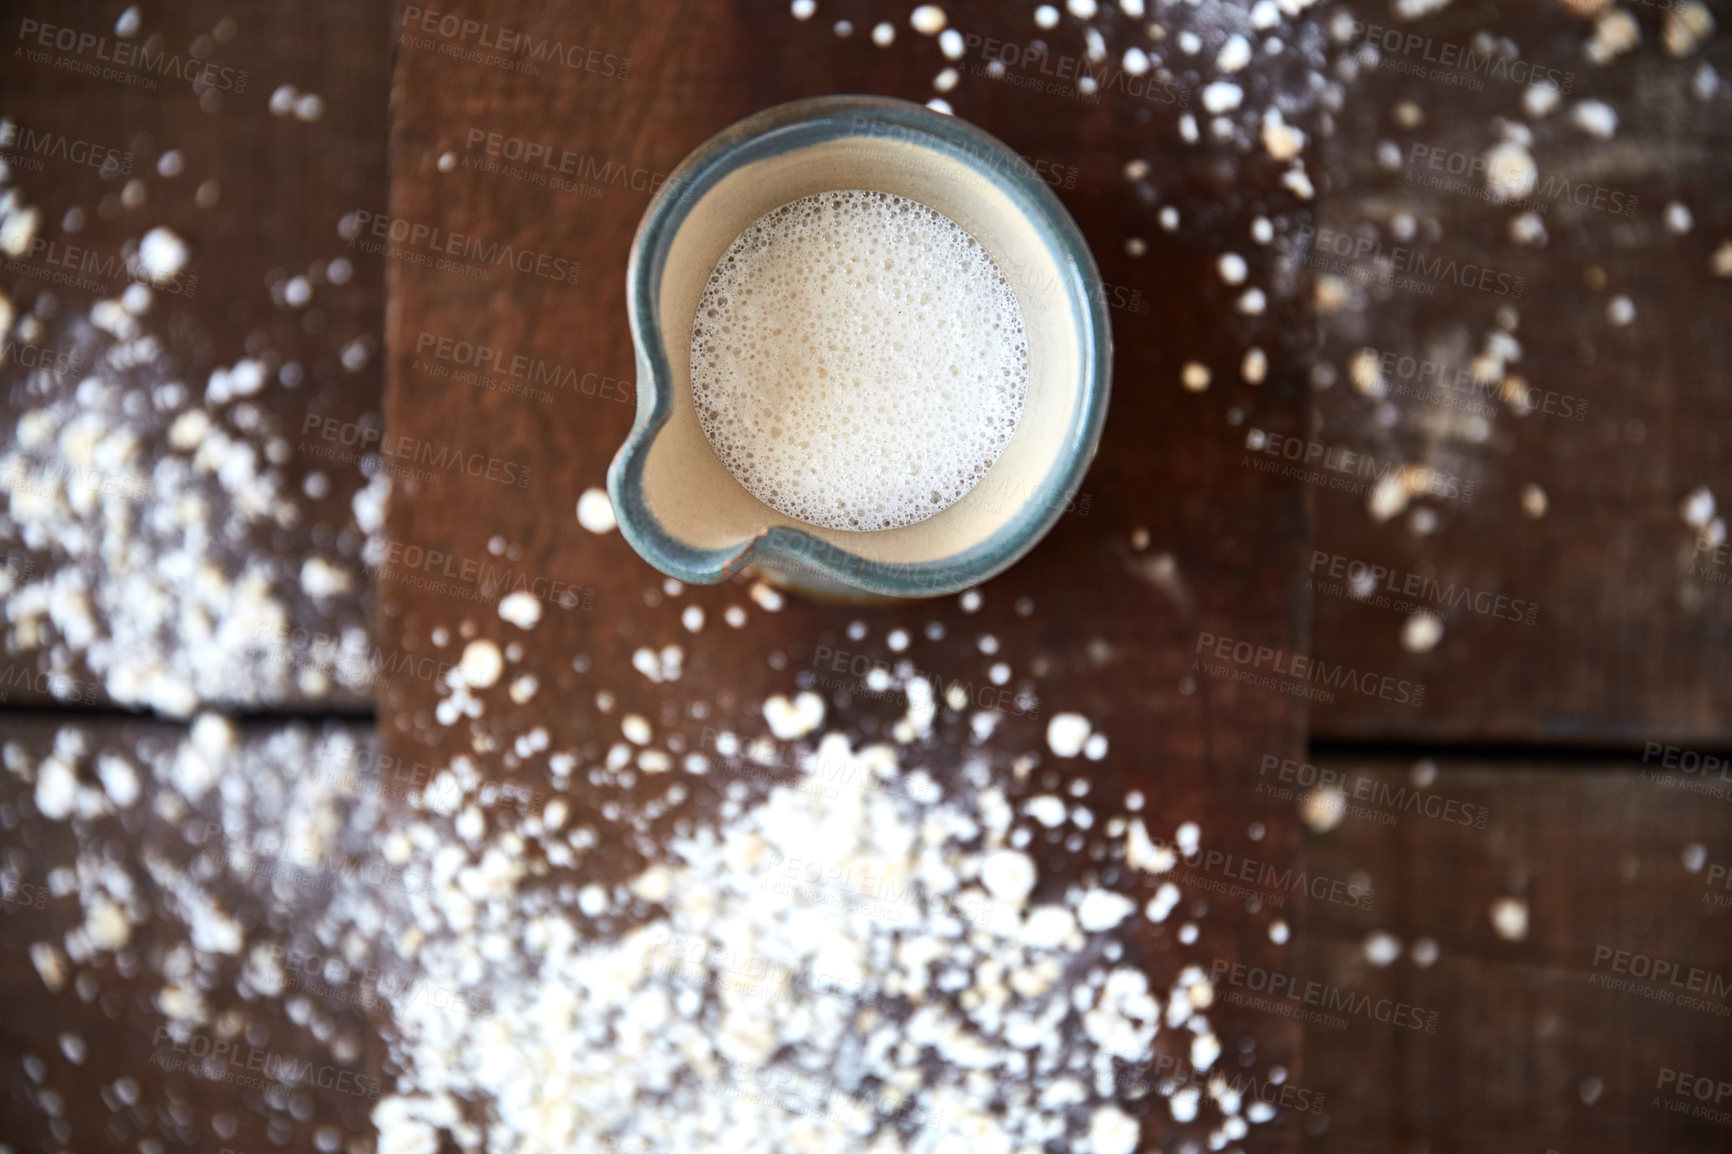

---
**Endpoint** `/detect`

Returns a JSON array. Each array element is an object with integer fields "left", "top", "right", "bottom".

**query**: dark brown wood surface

[
  {"left": 3, "top": 1, "right": 1731, "bottom": 1153},
  {"left": 0, "top": 0, "right": 389, "bottom": 713},
  {"left": 0, "top": 715, "right": 392, "bottom": 1154},
  {"left": 378, "top": 0, "right": 1318, "bottom": 1148},
  {"left": 1305, "top": 0, "right": 1732, "bottom": 745},
  {"left": 1299, "top": 754, "right": 1732, "bottom": 1153}
]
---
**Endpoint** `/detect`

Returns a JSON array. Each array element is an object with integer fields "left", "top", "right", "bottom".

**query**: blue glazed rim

[{"left": 607, "top": 94, "right": 1112, "bottom": 599}]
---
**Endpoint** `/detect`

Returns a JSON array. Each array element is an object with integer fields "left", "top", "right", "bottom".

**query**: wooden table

[{"left": 2, "top": 0, "right": 1729, "bottom": 1152}]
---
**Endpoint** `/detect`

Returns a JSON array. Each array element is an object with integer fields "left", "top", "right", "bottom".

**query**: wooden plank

[
  {"left": 0, "top": 0, "right": 390, "bottom": 714},
  {"left": 1302, "top": 0, "right": 1732, "bottom": 744},
  {"left": 1297, "top": 755, "right": 1732, "bottom": 1153},
  {"left": 0, "top": 714, "right": 390, "bottom": 1154},
  {"left": 376, "top": 1, "right": 1318, "bottom": 1148}
]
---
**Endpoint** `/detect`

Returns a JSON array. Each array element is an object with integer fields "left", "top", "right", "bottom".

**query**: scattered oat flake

[
  {"left": 763, "top": 691, "right": 825, "bottom": 739},
  {"left": 577, "top": 487, "right": 618, "bottom": 533},
  {"left": 1077, "top": 888, "right": 1136, "bottom": 931},
  {"left": 1570, "top": 100, "right": 1618, "bottom": 139},
  {"left": 910, "top": 4, "right": 946, "bottom": 34},
  {"left": 1521, "top": 484, "right": 1548, "bottom": 519},
  {"left": 497, "top": 591, "right": 542, "bottom": 629},
  {"left": 137, "top": 227, "right": 189, "bottom": 281},
  {"left": 1395, "top": 0, "right": 1455, "bottom": 18},
  {"left": 1364, "top": 931, "right": 1402, "bottom": 966},
  {"left": 1301, "top": 785, "right": 1347, "bottom": 833},
  {"left": 1664, "top": 2, "right": 1715, "bottom": 56},
  {"left": 1046, "top": 712, "right": 1092, "bottom": 757},
  {"left": 1490, "top": 896, "right": 1529, "bottom": 940},
  {"left": 459, "top": 639, "right": 504, "bottom": 688},
  {"left": 1400, "top": 611, "right": 1444, "bottom": 654},
  {"left": 1682, "top": 486, "right": 1716, "bottom": 530},
  {"left": 1200, "top": 81, "right": 1243, "bottom": 114},
  {"left": 1088, "top": 1105, "right": 1140, "bottom": 1154}
]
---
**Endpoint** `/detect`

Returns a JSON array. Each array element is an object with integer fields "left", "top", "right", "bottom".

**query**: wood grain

[
  {"left": 1303, "top": 0, "right": 1732, "bottom": 745},
  {"left": 0, "top": 715, "right": 390, "bottom": 1154},
  {"left": 0, "top": 0, "right": 389, "bottom": 712},
  {"left": 1299, "top": 755, "right": 1732, "bottom": 1153}
]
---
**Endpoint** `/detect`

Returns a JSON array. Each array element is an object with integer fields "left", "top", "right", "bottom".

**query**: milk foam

[{"left": 690, "top": 189, "right": 1029, "bottom": 532}]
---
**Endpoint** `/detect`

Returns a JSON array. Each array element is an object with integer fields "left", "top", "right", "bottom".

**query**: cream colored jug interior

[{"left": 645, "top": 135, "right": 1083, "bottom": 565}]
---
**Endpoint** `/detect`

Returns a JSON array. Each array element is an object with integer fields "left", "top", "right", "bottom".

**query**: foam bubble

[{"left": 690, "top": 189, "right": 1029, "bottom": 532}]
